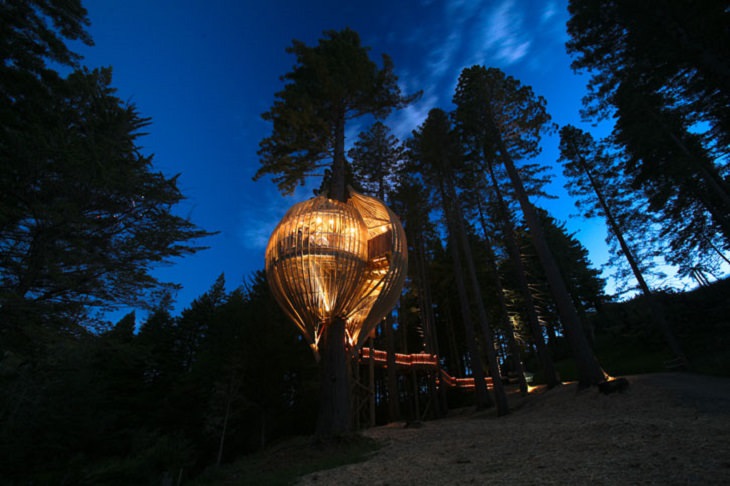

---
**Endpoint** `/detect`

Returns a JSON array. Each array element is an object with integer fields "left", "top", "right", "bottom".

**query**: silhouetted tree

[
  {"left": 0, "top": 67, "right": 212, "bottom": 327},
  {"left": 566, "top": 0, "right": 730, "bottom": 264},
  {"left": 255, "top": 28, "right": 418, "bottom": 438},
  {"left": 410, "top": 109, "right": 509, "bottom": 414},
  {"left": 453, "top": 65, "right": 606, "bottom": 387},
  {"left": 559, "top": 125, "right": 687, "bottom": 364}
]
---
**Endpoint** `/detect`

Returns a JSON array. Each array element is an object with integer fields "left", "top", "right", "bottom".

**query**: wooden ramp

[{"left": 359, "top": 348, "right": 495, "bottom": 390}]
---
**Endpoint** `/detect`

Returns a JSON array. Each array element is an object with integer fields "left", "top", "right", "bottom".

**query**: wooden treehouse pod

[{"left": 265, "top": 188, "right": 407, "bottom": 357}]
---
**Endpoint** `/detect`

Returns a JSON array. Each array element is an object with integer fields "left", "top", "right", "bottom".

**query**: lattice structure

[{"left": 265, "top": 188, "right": 407, "bottom": 356}]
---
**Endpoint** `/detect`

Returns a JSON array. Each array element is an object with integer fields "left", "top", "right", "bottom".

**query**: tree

[
  {"left": 612, "top": 84, "right": 730, "bottom": 263},
  {"left": 566, "top": 0, "right": 730, "bottom": 155},
  {"left": 255, "top": 28, "right": 417, "bottom": 438},
  {"left": 255, "top": 28, "right": 418, "bottom": 201},
  {"left": 453, "top": 65, "right": 606, "bottom": 387},
  {"left": 410, "top": 109, "right": 510, "bottom": 413},
  {"left": 349, "top": 121, "right": 408, "bottom": 422},
  {"left": 0, "top": 0, "right": 92, "bottom": 104},
  {"left": 566, "top": 0, "right": 730, "bottom": 268},
  {"left": 559, "top": 125, "right": 687, "bottom": 364},
  {"left": 348, "top": 121, "right": 405, "bottom": 199},
  {"left": 392, "top": 175, "right": 447, "bottom": 416},
  {"left": 0, "top": 0, "right": 212, "bottom": 332},
  {"left": 481, "top": 161, "right": 560, "bottom": 388},
  {"left": 0, "top": 66, "right": 212, "bottom": 325}
]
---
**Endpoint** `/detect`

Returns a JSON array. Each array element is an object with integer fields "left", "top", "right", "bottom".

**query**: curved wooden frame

[{"left": 265, "top": 189, "right": 407, "bottom": 355}]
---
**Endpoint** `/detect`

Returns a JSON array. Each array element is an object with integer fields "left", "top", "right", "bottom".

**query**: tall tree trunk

[
  {"left": 315, "top": 316, "right": 351, "bottom": 438},
  {"left": 444, "top": 303, "right": 464, "bottom": 377},
  {"left": 368, "top": 335, "right": 376, "bottom": 427},
  {"left": 315, "top": 108, "right": 352, "bottom": 439},
  {"left": 476, "top": 199, "right": 528, "bottom": 395},
  {"left": 384, "top": 313, "right": 400, "bottom": 422},
  {"left": 446, "top": 179, "right": 509, "bottom": 415},
  {"left": 215, "top": 375, "right": 236, "bottom": 467},
  {"left": 440, "top": 180, "right": 492, "bottom": 408},
  {"left": 415, "top": 232, "right": 446, "bottom": 417},
  {"left": 486, "top": 160, "right": 560, "bottom": 388},
  {"left": 571, "top": 148, "right": 687, "bottom": 365},
  {"left": 495, "top": 136, "right": 606, "bottom": 387}
]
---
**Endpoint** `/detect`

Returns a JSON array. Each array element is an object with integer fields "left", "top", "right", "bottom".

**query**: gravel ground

[{"left": 297, "top": 373, "right": 730, "bottom": 485}]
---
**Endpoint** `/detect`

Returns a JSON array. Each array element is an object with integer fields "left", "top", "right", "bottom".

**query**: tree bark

[
  {"left": 486, "top": 160, "right": 560, "bottom": 388},
  {"left": 571, "top": 147, "right": 687, "bottom": 365},
  {"left": 475, "top": 199, "right": 528, "bottom": 396},
  {"left": 415, "top": 231, "right": 446, "bottom": 417},
  {"left": 315, "top": 316, "right": 351, "bottom": 438},
  {"left": 447, "top": 180, "right": 509, "bottom": 415},
  {"left": 495, "top": 136, "right": 606, "bottom": 387},
  {"left": 439, "top": 177, "right": 493, "bottom": 409},
  {"left": 384, "top": 313, "right": 400, "bottom": 422}
]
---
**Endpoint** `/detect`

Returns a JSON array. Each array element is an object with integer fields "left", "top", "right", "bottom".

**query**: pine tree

[
  {"left": 410, "top": 109, "right": 510, "bottom": 414},
  {"left": 349, "top": 121, "right": 405, "bottom": 200},
  {"left": 0, "top": 6, "right": 212, "bottom": 328},
  {"left": 255, "top": 28, "right": 417, "bottom": 438},
  {"left": 453, "top": 65, "right": 606, "bottom": 387},
  {"left": 566, "top": 0, "right": 730, "bottom": 268},
  {"left": 559, "top": 125, "right": 687, "bottom": 364}
]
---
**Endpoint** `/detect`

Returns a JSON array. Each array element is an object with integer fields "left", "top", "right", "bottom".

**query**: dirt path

[{"left": 297, "top": 373, "right": 730, "bottom": 485}]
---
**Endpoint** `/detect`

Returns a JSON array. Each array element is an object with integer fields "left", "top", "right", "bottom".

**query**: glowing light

[
  {"left": 358, "top": 347, "right": 497, "bottom": 390},
  {"left": 265, "top": 189, "right": 407, "bottom": 358}
]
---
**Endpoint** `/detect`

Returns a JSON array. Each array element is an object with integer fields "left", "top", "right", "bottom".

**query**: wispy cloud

[
  {"left": 541, "top": 1, "right": 558, "bottom": 24},
  {"left": 472, "top": 0, "right": 532, "bottom": 66},
  {"left": 237, "top": 183, "right": 315, "bottom": 250},
  {"left": 389, "top": 90, "right": 439, "bottom": 139}
]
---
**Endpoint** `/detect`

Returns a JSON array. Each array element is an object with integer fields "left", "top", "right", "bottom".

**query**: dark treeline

[
  {"left": 2, "top": 0, "right": 729, "bottom": 483},
  {"left": 1, "top": 273, "right": 318, "bottom": 483}
]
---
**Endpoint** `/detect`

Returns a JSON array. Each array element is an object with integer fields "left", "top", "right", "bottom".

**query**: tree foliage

[
  {"left": 1, "top": 67, "right": 212, "bottom": 323},
  {"left": 452, "top": 65, "right": 606, "bottom": 386},
  {"left": 566, "top": 0, "right": 730, "bottom": 273},
  {"left": 566, "top": 0, "right": 730, "bottom": 155},
  {"left": 255, "top": 28, "right": 418, "bottom": 199},
  {"left": 1, "top": 3, "right": 212, "bottom": 325},
  {"left": 348, "top": 121, "right": 405, "bottom": 199}
]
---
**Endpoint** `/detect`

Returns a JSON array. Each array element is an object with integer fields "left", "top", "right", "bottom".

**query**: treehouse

[{"left": 265, "top": 188, "right": 407, "bottom": 358}]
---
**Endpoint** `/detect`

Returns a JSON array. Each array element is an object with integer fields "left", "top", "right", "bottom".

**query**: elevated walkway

[{"left": 359, "top": 347, "right": 495, "bottom": 390}]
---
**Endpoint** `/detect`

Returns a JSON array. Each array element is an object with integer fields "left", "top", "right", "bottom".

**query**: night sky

[{"left": 76, "top": 0, "right": 622, "bottom": 319}]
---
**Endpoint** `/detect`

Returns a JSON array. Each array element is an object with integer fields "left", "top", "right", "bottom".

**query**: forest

[{"left": 1, "top": 0, "right": 728, "bottom": 484}]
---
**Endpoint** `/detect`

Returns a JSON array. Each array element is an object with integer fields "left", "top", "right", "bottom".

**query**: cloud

[
  {"left": 473, "top": 0, "right": 532, "bottom": 66},
  {"left": 237, "top": 183, "right": 315, "bottom": 250},
  {"left": 426, "top": 31, "right": 462, "bottom": 79},
  {"left": 389, "top": 91, "right": 439, "bottom": 139},
  {"left": 541, "top": 1, "right": 558, "bottom": 24}
]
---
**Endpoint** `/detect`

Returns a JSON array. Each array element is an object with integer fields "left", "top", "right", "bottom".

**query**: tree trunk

[
  {"left": 368, "top": 335, "right": 376, "bottom": 427},
  {"left": 476, "top": 199, "right": 528, "bottom": 395},
  {"left": 447, "top": 179, "right": 509, "bottom": 415},
  {"left": 315, "top": 316, "right": 351, "bottom": 439},
  {"left": 496, "top": 137, "right": 606, "bottom": 387},
  {"left": 439, "top": 177, "right": 493, "bottom": 409},
  {"left": 215, "top": 378, "right": 235, "bottom": 467},
  {"left": 414, "top": 232, "right": 446, "bottom": 417},
  {"left": 384, "top": 313, "right": 400, "bottom": 422},
  {"left": 572, "top": 148, "right": 687, "bottom": 365},
  {"left": 314, "top": 105, "right": 352, "bottom": 440},
  {"left": 486, "top": 161, "right": 560, "bottom": 388}
]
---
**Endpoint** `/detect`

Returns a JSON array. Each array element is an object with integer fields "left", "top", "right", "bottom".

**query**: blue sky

[{"left": 76, "top": 0, "right": 620, "bottom": 317}]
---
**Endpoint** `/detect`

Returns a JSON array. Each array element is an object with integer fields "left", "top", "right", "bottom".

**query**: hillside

[{"left": 292, "top": 373, "right": 730, "bottom": 485}]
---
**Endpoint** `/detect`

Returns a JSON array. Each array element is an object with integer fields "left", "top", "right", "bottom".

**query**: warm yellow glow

[
  {"left": 265, "top": 189, "right": 407, "bottom": 357},
  {"left": 358, "top": 347, "right": 502, "bottom": 391}
]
